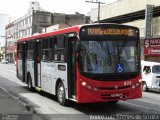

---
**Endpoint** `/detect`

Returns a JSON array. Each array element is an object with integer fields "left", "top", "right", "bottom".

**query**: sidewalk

[{"left": 0, "top": 87, "right": 45, "bottom": 120}]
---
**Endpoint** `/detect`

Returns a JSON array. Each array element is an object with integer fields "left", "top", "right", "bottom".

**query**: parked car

[
  {"left": 2, "top": 59, "right": 9, "bottom": 64},
  {"left": 141, "top": 60, "right": 160, "bottom": 92}
]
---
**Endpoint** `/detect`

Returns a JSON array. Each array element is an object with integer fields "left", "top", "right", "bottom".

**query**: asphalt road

[{"left": 0, "top": 63, "right": 160, "bottom": 120}]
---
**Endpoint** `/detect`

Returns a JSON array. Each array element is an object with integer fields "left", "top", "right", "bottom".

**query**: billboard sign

[{"left": 144, "top": 38, "right": 160, "bottom": 56}]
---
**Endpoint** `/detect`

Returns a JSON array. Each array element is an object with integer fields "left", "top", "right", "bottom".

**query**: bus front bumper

[{"left": 77, "top": 83, "right": 142, "bottom": 103}]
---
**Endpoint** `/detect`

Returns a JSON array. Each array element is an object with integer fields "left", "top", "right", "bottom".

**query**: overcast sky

[{"left": 0, "top": 0, "right": 117, "bottom": 21}]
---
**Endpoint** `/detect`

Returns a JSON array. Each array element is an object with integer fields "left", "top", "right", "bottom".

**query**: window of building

[
  {"left": 25, "top": 19, "right": 28, "bottom": 25},
  {"left": 29, "top": 17, "right": 32, "bottom": 24},
  {"left": 29, "top": 28, "right": 31, "bottom": 36},
  {"left": 25, "top": 30, "right": 27, "bottom": 36}
]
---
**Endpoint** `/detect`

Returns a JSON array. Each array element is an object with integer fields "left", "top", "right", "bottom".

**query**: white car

[{"left": 2, "top": 59, "right": 9, "bottom": 64}]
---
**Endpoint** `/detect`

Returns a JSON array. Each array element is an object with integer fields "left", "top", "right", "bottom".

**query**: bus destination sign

[{"left": 85, "top": 28, "right": 137, "bottom": 37}]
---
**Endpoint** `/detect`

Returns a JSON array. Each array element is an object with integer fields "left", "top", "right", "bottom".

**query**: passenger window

[
  {"left": 42, "top": 38, "right": 52, "bottom": 61},
  {"left": 27, "top": 51, "right": 33, "bottom": 60},
  {"left": 53, "top": 38, "right": 58, "bottom": 49},
  {"left": 53, "top": 35, "right": 67, "bottom": 62},
  {"left": 57, "top": 35, "right": 65, "bottom": 48},
  {"left": 17, "top": 43, "right": 22, "bottom": 60},
  {"left": 18, "top": 52, "right": 22, "bottom": 60},
  {"left": 27, "top": 42, "right": 33, "bottom": 60}
]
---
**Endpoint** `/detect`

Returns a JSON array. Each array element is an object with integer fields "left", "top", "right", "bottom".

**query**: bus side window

[
  {"left": 57, "top": 35, "right": 65, "bottom": 48},
  {"left": 53, "top": 38, "right": 58, "bottom": 49},
  {"left": 17, "top": 43, "right": 22, "bottom": 60},
  {"left": 27, "top": 42, "right": 33, "bottom": 60},
  {"left": 42, "top": 37, "right": 52, "bottom": 62},
  {"left": 53, "top": 35, "right": 66, "bottom": 62}
]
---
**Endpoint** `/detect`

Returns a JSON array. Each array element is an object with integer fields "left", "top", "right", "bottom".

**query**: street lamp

[{"left": 85, "top": 0, "right": 105, "bottom": 23}]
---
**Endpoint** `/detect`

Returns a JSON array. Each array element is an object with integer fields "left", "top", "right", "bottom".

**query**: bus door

[
  {"left": 22, "top": 42, "right": 27, "bottom": 82},
  {"left": 34, "top": 40, "right": 41, "bottom": 87},
  {"left": 41, "top": 38, "right": 52, "bottom": 93},
  {"left": 68, "top": 34, "right": 77, "bottom": 98}
]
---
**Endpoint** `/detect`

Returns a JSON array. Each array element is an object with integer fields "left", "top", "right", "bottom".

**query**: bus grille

[{"left": 98, "top": 85, "right": 131, "bottom": 90}]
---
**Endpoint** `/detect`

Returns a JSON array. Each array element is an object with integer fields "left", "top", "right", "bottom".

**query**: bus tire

[
  {"left": 142, "top": 82, "right": 148, "bottom": 92},
  {"left": 57, "top": 82, "right": 68, "bottom": 106},
  {"left": 27, "top": 74, "right": 34, "bottom": 91}
]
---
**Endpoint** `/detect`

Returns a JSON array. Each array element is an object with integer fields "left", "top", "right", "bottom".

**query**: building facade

[
  {"left": 91, "top": 0, "right": 160, "bottom": 62},
  {"left": 42, "top": 12, "right": 90, "bottom": 33},
  {"left": 0, "top": 14, "right": 10, "bottom": 47},
  {"left": 0, "top": 14, "right": 10, "bottom": 60},
  {"left": 5, "top": 1, "right": 89, "bottom": 63},
  {"left": 5, "top": 1, "right": 45, "bottom": 62},
  {"left": 5, "top": 22, "right": 15, "bottom": 62}
]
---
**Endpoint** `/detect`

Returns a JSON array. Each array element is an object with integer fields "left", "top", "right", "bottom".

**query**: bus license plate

[{"left": 111, "top": 93, "right": 122, "bottom": 97}]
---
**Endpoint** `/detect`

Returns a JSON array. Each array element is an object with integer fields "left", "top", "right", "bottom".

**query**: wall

[
  {"left": 91, "top": 0, "right": 160, "bottom": 22},
  {"left": 32, "top": 10, "right": 52, "bottom": 34},
  {"left": 42, "top": 24, "right": 70, "bottom": 33},
  {"left": 122, "top": 16, "right": 160, "bottom": 38}
]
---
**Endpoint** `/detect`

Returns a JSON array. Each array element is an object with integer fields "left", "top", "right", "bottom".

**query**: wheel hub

[{"left": 58, "top": 85, "right": 64, "bottom": 103}]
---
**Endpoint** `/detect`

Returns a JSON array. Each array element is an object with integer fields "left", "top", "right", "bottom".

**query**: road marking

[{"left": 121, "top": 101, "right": 160, "bottom": 112}]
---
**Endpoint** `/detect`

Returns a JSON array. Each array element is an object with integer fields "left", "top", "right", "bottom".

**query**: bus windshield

[{"left": 79, "top": 40, "right": 139, "bottom": 74}]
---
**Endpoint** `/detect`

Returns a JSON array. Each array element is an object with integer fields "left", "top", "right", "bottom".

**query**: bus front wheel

[{"left": 57, "top": 82, "right": 68, "bottom": 106}]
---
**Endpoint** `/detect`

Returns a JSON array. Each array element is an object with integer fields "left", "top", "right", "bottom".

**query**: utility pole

[{"left": 85, "top": 0, "right": 105, "bottom": 23}]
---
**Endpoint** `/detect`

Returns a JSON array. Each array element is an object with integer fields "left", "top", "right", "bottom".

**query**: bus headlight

[{"left": 82, "top": 82, "right": 86, "bottom": 87}]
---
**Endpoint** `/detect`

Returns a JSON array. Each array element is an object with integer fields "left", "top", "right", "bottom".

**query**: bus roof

[
  {"left": 17, "top": 23, "right": 138, "bottom": 43},
  {"left": 17, "top": 25, "right": 81, "bottom": 43}
]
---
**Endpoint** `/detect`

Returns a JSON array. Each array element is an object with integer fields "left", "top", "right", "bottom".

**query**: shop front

[{"left": 144, "top": 38, "right": 160, "bottom": 62}]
